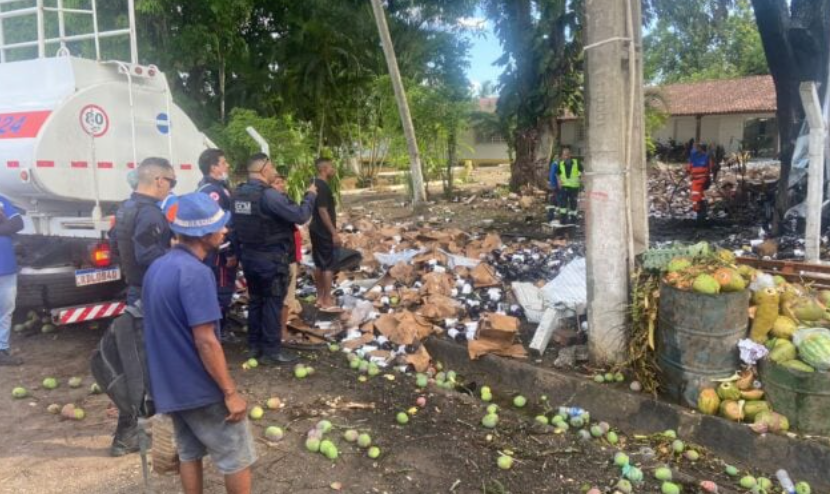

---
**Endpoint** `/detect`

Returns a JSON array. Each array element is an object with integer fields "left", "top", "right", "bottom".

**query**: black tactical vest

[
  {"left": 231, "top": 181, "right": 292, "bottom": 249},
  {"left": 114, "top": 201, "right": 149, "bottom": 287}
]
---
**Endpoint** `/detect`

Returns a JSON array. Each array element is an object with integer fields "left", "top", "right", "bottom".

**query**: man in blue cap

[{"left": 143, "top": 193, "right": 255, "bottom": 494}]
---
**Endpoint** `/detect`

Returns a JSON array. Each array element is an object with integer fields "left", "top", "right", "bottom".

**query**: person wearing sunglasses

[{"left": 109, "top": 156, "right": 176, "bottom": 457}]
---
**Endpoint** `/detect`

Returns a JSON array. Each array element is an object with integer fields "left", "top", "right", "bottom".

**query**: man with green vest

[{"left": 548, "top": 146, "right": 583, "bottom": 224}]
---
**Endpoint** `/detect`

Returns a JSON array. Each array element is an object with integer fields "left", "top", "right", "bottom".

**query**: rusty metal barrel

[
  {"left": 760, "top": 360, "right": 830, "bottom": 435},
  {"left": 657, "top": 284, "right": 750, "bottom": 408}
]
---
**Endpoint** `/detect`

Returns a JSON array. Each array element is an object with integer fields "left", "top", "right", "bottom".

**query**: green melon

[{"left": 692, "top": 274, "right": 720, "bottom": 295}]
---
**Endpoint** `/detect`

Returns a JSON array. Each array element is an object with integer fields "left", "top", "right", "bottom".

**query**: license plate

[{"left": 75, "top": 267, "right": 121, "bottom": 287}]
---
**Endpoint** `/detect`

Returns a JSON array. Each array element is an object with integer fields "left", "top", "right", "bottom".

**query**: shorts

[
  {"left": 310, "top": 232, "right": 335, "bottom": 271},
  {"left": 170, "top": 401, "right": 257, "bottom": 475},
  {"left": 283, "top": 263, "right": 298, "bottom": 308}
]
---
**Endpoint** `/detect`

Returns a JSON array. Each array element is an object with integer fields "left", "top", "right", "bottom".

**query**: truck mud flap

[{"left": 51, "top": 300, "right": 126, "bottom": 326}]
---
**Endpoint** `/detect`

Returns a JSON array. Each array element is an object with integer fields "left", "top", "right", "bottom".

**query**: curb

[{"left": 425, "top": 338, "right": 830, "bottom": 490}]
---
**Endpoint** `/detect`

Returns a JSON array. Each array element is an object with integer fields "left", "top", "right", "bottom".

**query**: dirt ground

[
  {"left": 0, "top": 167, "right": 781, "bottom": 493},
  {"left": 1, "top": 324, "right": 763, "bottom": 494}
]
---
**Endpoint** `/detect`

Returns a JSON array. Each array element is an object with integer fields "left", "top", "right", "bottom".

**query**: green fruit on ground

[
  {"left": 697, "top": 388, "right": 721, "bottom": 415},
  {"left": 328, "top": 343, "right": 340, "bottom": 352},
  {"left": 604, "top": 373, "right": 614, "bottom": 382},
  {"left": 367, "top": 364, "right": 380, "bottom": 377},
  {"left": 68, "top": 377, "right": 82, "bottom": 388},
  {"left": 359, "top": 361, "right": 370, "bottom": 373},
  {"left": 305, "top": 437, "right": 321, "bottom": 452},
  {"left": 480, "top": 385, "right": 491, "bottom": 395},
  {"left": 590, "top": 425, "right": 603, "bottom": 438},
  {"left": 264, "top": 426, "right": 284, "bottom": 441},
  {"left": 616, "top": 479, "right": 633, "bottom": 494},
  {"left": 481, "top": 392, "right": 492, "bottom": 402},
  {"left": 12, "top": 324, "right": 25, "bottom": 333},
  {"left": 716, "top": 382, "right": 741, "bottom": 401},
  {"left": 535, "top": 415, "right": 549, "bottom": 425},
  {"left": 667, "top": 257, "right": 692, "bottom": 273},
  {"left": 343, "top": 429, "right": 359, "bottom": 442},
  {"left": 396, "top": 412, "right": 409, "bottom": 425},
  {"left": 435, "top": 371, "right": 446, "bottom": 383},
  {"left": 593, "top": 374, "right": 605, "bottom": 383},
  {"left": 771, "top": 315, "right": 798, "bottom": 339},
  {"left": 324, "top": 446, "right": 338, "bottom": 460},
  {"left": 316, "top": 420, "right": 332, "bottom": 433},
  {"left": 246, "top": 358, "right": 258, "bottom": 369},
  {"left": 415, "top": 374, "right": 429, "bottom": 388},
  {"left": 614, "top": 452, "right": 629, "bottom": 467},
  {"left": 692, "top": 274, "right": 720, "bottom": 294},
  {"left": 671, "top": 440, "right": 685, "bottom": 453},
  {"left": 743, "top": 401, "right": 771, "bottom": 421},
  {"left": 249, "top": 406, "right": 264, "bottom": 420},
  {"left": 654, "top": 466, "right": 672, "bottom": 481},
  {"left": 42, "top": 378, "right": 58, "bottom": 390},
  {"left": 12, "top": 387, "right": 27, "bottom": 399},
  {"left": 446, "top": 370, "right": 457, "bottom": 381},
  {"left": 625, "top": 467, "right": 643, "bottom": 482},
  {"left": 319, "top": 439, "right": 335, "bottom": 455},
  {"left": 606, "top": 431, "right": 619, "bottom": 444},
  {"left": 73, "top": 408, "right": 85, "bottom": 420},
  {"left": 481, "top": 414, "right": 499, "bottom": 429},
  {"left": 512, "top": 395, "right": 527, "bottom": 408},
  {"left": 305, "top": 366, "right": 315, "bottom": 376},
  {"left": 757, "top": 478, "right": 772, "bottom": 490},
  {"left": 570, "top": 416, "right": 584, "bottom": 428},
  {"left": 47, "top": 403, "right": 61, "bottom": 414},
  {"left": 661, "top": 482, "right": 680, "bottom": 494},
  {"left": 368, "top": 446, "right": 381, "bottom": 459},
  {"left": 357, "top": 433, "right": 372, "bottom": 448},
  {"left": 614, "top": 372, "right": 624, "bottom": 382},
  {"left": 41, "top": 324, "right": 56, "bottom": 333},
  {"left": 486, "top": 404, "right": 499, "bottom": 414},
  {"left": 739, "top": 476, "right": 757, "bottom": 489},
  {"left": 294, "top": 366, "right": 308, "bottom": 379},
  {"left": 662, "top": 429, "right": 677, "bottom": 439},
  {"left": 349, "top": 359, "right": 360, "bottom": 369},
  {"left": 89, "top": 383, "right": 102, "bottom": 394},
  {"left": 796, "top": 481, "right": 811, "bottom": 494},
  {"left": 684, "top": 450, "right": 699, "bottom": 461},
  {"left": 497, "top": 455, "right": 513, "bottom": 470},
  {"left": 266, "top": 397, "right": 281, "bottom": 410},
  {"left": 769, "top": 339, "right": 798, "bottom": 363},
  {"left": 725, "top": 465, "right": 739, "bottom": 476}
]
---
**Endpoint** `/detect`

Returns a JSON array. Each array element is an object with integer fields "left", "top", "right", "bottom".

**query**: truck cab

[{"left": 0, "top": 1, "right": 211, "bottom": 324}]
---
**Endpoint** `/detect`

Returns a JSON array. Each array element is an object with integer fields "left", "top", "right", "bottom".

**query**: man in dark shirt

[
  {"left": 310, "top": 158, "right": 339, "bottom": 310},
  {"left": 143, "top": 193, "right": 255, "bottom": 494},
  {"left": 114, "top": 157, "right": 175, "bottom": 306},
  {"left": 110, "top": 157, "right": 174, "bottom": 456},
  {"left": 232, "top": 154, "right": 317, "bottom": 365},
  {"left": 197, "top": 148, "right": 239, "bottom": 343}
]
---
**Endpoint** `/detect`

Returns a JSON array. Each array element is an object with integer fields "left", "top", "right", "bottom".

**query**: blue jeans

[
  {"left": 0, "top": 273, "right": 17, "bottom": 351},
  {"left": 171, "top": 402, "right": 257, "bottom": 475}
]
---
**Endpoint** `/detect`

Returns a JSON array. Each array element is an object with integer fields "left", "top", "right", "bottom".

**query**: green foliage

[{"left": 644, "top": 0, "right": 768, "bottom": 83}]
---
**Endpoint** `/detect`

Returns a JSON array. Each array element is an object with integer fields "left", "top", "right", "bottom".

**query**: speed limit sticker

[{"left": 79, "top": 104, "right": 109, "bottom": 137}]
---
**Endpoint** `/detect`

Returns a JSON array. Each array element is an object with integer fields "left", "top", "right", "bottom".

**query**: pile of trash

[{"left": 287, "top": 213, "right": 583, "bottom": 372}]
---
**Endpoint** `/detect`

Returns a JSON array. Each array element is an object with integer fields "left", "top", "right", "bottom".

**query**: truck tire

[
  {"left": 16, "top": 266, "right": 125, "bottom": 310},
  {"left": 151, "top": 414, "right": 180, "bottom": 475}
]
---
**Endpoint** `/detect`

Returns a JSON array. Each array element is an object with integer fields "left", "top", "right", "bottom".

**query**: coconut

[
  {"left": 692, "top": 274, "right": 720, "bottom": 295},
  {"left": 713, "top": 268, "right": 745, "bottom": 292},
  {"left": 716, "top": 382, "right": 741, "bottom": 401},
  {"left": 667, "top": 257, "right": 692, "bottom": 273},
  {"left": 771, "top": 316, "right": 798, "bottom": 340},
  {"left": 718, "top": 400, "right": 745, "bottom": 422},
  {"left": 697, "top": 388, "right": 720, "bottom": 415},
  {"left": 743, "top": 401, "right": 771, "bottom": 421}
]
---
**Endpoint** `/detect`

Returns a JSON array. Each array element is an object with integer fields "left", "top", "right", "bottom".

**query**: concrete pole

[
  {"left": 799, "top": 82, "right": 826, "bottom": 262},
  {"left": 369, "top": 0, "right": 426, "bottom": 206},
  {"left": 626, "top": 0, "right": 649, "bottom": 256},
  {"left": 584, "top": 0, "right": 631, "bottom": 364}
]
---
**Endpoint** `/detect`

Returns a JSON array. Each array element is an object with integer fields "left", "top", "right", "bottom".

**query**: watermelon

[{"left": 796, "top": 332, "right": 830, "bottom": 371}]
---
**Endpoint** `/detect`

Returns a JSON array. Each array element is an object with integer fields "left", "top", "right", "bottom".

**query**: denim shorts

[{"left": 170, "top": 401, "right": 257, "bottom": 475}]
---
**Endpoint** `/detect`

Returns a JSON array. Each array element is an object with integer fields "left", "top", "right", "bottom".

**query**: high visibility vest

[{"left": 558, "top": 159, "right": 581, "bottom": 189}]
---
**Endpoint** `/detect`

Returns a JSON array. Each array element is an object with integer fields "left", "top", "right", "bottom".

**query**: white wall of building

[
  {"left": 651, "top": 112, "right": 776, "bottom": 154},
  {"left": 458, "top": 128, "right": 510, "bottom": 164}
]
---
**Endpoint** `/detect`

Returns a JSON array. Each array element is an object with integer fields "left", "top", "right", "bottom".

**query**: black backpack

[{"left": 90, "top": 305, "right": 154, "bottom": 420}]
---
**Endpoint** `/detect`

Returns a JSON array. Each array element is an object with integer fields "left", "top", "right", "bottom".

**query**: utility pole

[
  {"left": 583, "top": 0, "right": 637, "bottom": 364},
  {"left": 625, "top": 0, "right": 649, "bottom": 257},
  {"left": 799, "top": 82, "right": 826, "bottom": 262},
  {"left": 370, "top": 0, "right": 426, "bottom": 206}
]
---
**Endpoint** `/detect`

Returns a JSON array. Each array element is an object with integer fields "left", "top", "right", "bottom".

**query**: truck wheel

[
  {"left": 16, "top": 266, "right": 125, "bottom": 310},
  {"left": 151, "top": 414, "right": 180, "bottom": 475}
]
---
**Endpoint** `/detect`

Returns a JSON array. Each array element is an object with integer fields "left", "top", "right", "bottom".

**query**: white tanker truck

[{"left": 0, "top": 1, "right": 211, "bottom": 325}]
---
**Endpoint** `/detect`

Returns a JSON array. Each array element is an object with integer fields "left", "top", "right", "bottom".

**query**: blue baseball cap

[{"left": 170, "top": 192, "right": 230, "bottom": 237}]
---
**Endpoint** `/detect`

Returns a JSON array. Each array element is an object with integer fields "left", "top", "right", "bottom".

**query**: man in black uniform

[
  {"left": 197, "top": 148, "right": 239, "bottom": 343},
  {"left": 110, "top": 157, "right": 175, "bottom": 456},
  {"left": 310, "top": 158, "right": 339, "bottom": 310},
  {"left": 232, "top": 153, "right": 317, "bottom": 365}
]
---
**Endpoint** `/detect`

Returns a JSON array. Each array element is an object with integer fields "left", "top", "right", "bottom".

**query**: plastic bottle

[
  {"left": 558, "top": 406, "right": 586, "bottom": 418},
  {"left": 775, "top": 470, "right": 795, "bottom": 494}
]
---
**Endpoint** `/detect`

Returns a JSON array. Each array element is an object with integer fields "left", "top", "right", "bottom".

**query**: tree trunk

[
  {"left": 510, "top": 126, "right": 541, "bottom": 191},
  {"left": 445, "top": 127, "right": 457, "bottom": 198}
]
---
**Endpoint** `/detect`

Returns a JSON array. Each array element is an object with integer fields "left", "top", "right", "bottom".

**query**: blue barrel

[{"left": 657, "top": 283, "right": 750, "bottom": 408}]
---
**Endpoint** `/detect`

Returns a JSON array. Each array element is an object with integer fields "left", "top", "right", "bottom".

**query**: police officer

[
  {"left": 197, "top": 148, "right": 239, "bottom": 343},
  {"left": 232, "top": 153, "right": 317, "bottom": 365},
  {"left": 111, "top": 157, "right": 175, "bottom": 457}
]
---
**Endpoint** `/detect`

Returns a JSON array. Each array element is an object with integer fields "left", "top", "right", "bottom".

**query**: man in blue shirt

[
  {"left": 232, "top": 153, "right": 317, "bottom": 365},
  {"left": 0, "top": 194, "right": 24, "bottom": 366},
  {"left": 143, "top": 193, "right": 255, "bottom": 494}
]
